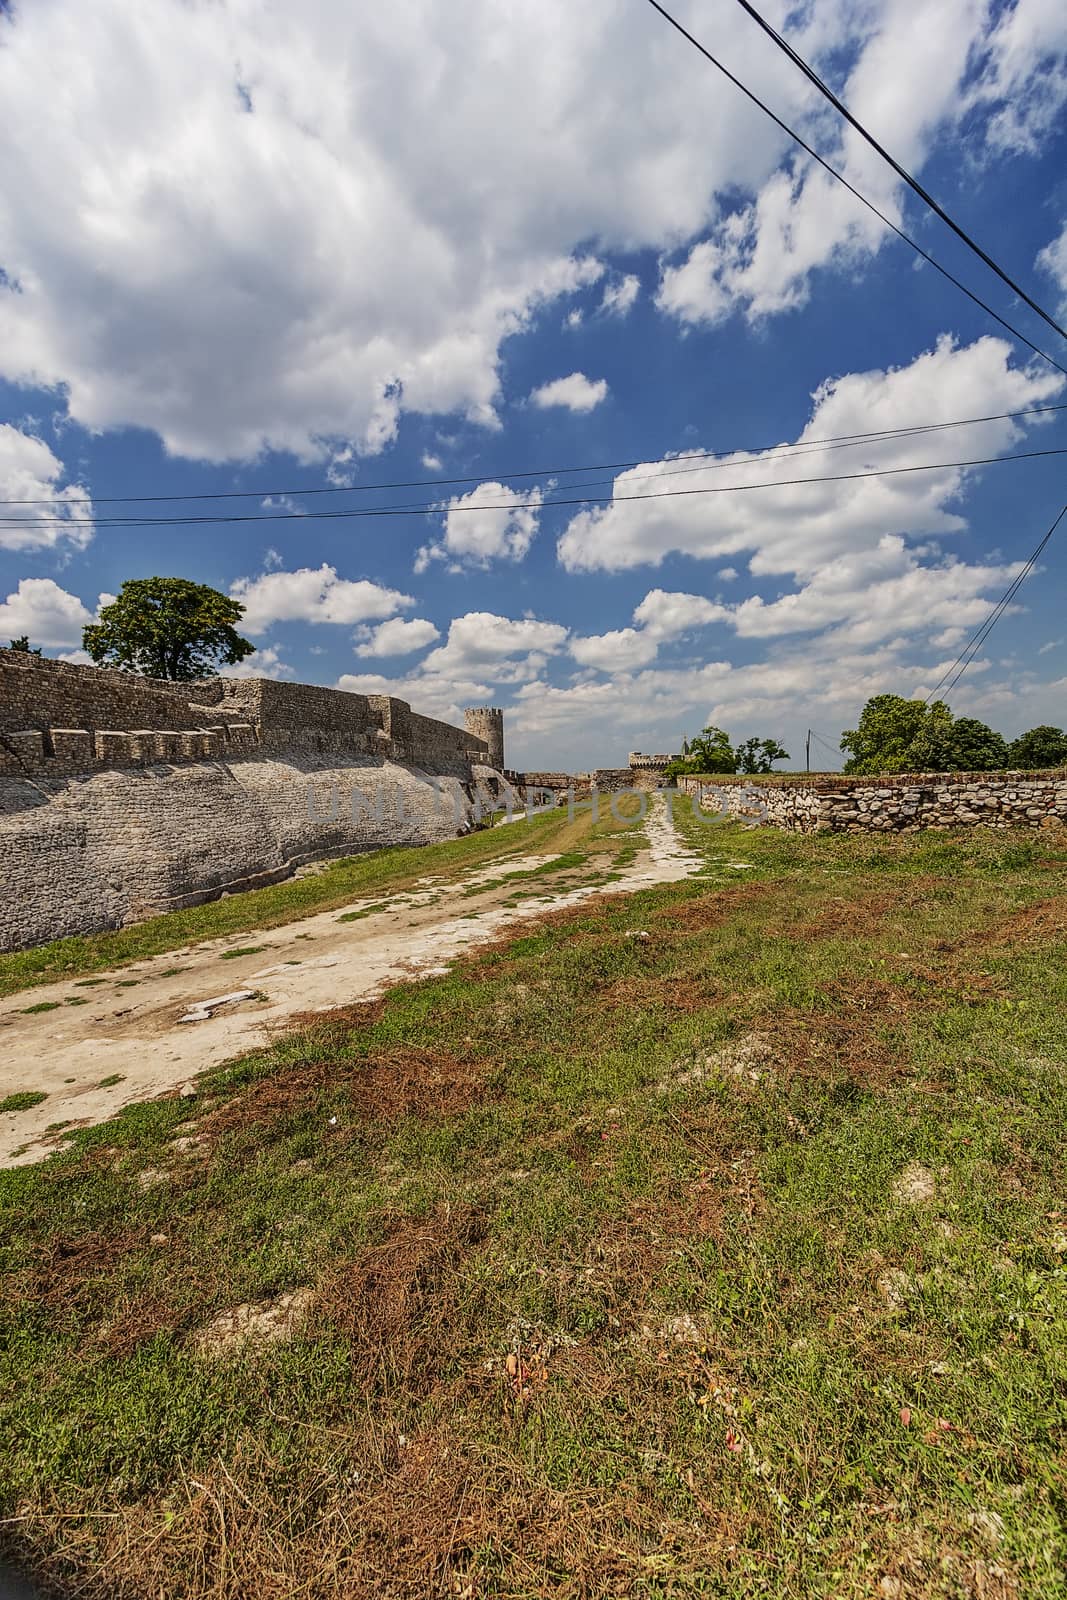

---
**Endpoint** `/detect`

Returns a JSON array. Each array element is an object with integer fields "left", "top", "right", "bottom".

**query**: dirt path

[{"left": 0, "top": 798, "right": 714, "bottom": 1166}]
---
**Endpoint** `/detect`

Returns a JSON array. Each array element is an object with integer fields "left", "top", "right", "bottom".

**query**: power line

[
  {"left": 642, "top": 0, "right": 1067, "bottom": 379},
  {"left": 4, "top": 448, "right": 1064, "bottom": 531},
  {"left": 923, "top": 501, "right": 1067, "bottom": 701},
  {"left": 1, "top": 401, "right": 1064, "bottom": 508},
  {"left": 728, "top": 0, "right": 1067, "bottom": 344}
]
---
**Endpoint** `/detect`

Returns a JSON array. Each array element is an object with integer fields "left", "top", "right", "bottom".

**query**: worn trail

[{"left": 0, "top": 798, "right": 713, "bottom": 1166}]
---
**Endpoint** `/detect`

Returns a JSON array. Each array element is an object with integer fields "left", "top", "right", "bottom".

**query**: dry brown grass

[{"left": 201, "top": 1043, "right": 486, "bottom": 1135}]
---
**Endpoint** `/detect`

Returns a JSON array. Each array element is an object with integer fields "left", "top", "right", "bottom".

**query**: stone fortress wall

[
  {"left": 0, "top": 651, "right": 506, "bottom": 950},
  {"left": 675, "top": 769, "right": 1067, "bottom": 832}
]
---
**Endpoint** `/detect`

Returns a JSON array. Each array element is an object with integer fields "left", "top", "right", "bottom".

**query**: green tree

[
  {"left": 1008, "top": 725, "right": 1067, "bottom": 769},
  {"left": 82, "top": 577, "right": 254, "bottom": 680},
  {"left": 735, "top": 736, "right": 790, "bottom": 774},
  {"left": 941, "top": 717, "right": 1008, "bottom": 772},
  {"left": 664, "top": 725, "right": 737, "bottom": 779},
  {"left": 8, "top": 635, "right": 41, "bottom": 656},
  {"left": 841, "top": 694, "right": 950, "bottom": 774}
]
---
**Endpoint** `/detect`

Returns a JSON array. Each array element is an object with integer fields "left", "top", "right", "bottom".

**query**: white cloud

[
  {"left": 963, "top": 0, "right": 1067, "bottom": 154},
  {"left": 422, "top": 612, "right": 568, "bottom": 677},
  {"left": 230, "top": 565, "right": 413, "bottom": 633},
  {"left": 421, "top": 452, "right": 443, "bottom": 472},
  {"left": 0, "top": 0, "right": 789, "bottom": 462},
  {"left": 599, "top": 274, "right": 640, "bottom": 317},
  {"left": 337, "top": 610, "right": 569, "bottom": 727},
  {"left": 719, "top": 567, "right": 739, "bottom": 582},
  {"left": 632, "top": 588, "right": 726, "bottom": 638},
  {"left": 0, "top": 577, "right": 94, "bottom": 647},
  {"left": 355, "top": 616, "right": 440, "bottom": 657},
  {"left": 1037, "top": 222, "right": 1067, "bottom": 312},
  {"left": 0, "top": 2, "right": 1059, "bottom": 460},
  {"left": 570, "top": 627, "right": 659, "bottom": 672},
  {"left": 557, "top": 336, "right": 1063, "bottom": 582},
  {"left": 419, "top": 481, "right": 543, "bottom": 569},
  {"left": 655, "top": 0, "right": 1052, "bottom": 328},
  {"left": 0, "top": 425, "right": 94, "bottom": 552},
  {"left": 529, "top": 372, "right": 608, "bottom": 413},
  {"left": 220, "top": 644, "right": 293, "bottom": 679},
  {"left": 260, "top": 493, "right": 306, "bottom": 515}
]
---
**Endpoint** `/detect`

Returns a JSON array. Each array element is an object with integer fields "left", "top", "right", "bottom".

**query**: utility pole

[{"left": 806, "top": 729, "right": 811, "bottom": 773}]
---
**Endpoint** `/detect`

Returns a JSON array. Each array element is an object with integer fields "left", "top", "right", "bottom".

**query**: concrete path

[{"left": 0, "top": 798, "right": 706, "bottom": 1166}]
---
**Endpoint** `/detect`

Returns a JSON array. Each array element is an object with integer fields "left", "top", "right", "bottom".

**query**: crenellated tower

[{"left": 464, "top": 706, "right": 504, "bottom": 772}]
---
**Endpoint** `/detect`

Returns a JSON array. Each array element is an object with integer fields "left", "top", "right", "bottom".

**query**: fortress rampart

[{"left": 0, "top": 651, "right": 504, "bottom": 950}]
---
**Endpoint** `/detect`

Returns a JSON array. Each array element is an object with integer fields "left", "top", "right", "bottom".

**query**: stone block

[{"left": 51, "top": 728, "right": 93, "bottom": 765}]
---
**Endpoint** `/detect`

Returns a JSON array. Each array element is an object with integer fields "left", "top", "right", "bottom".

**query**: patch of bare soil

[{"left": 191, "top": 1288, "right": 315, "bottom": 1356}]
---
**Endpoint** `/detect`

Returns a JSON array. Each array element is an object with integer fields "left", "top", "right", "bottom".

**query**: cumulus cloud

[
  {"left": 557, "top": 336, "right": 1062, "bottom": 582},
  {"left": 419, "top": 482, "right": 543, "bottom": 570},
  {"left": 570, "top": 627, "right": 659, "bottom": 672},
  {"left": 529, "top": 373, "right": 608, "bottom": 413},
  {"left": 355, "top": 616, "right": 440, "bottom": 657},
  {"left": 230, "top": 565, "right": 413, "bottom": 633},
  {"left": 632, "top": 589, "right": 727, "bottom": 638},
  {"left": 0, "top": 2, "right": 1059, "bottom": 461},
  {"left": 0, "top": 425, "right": 94, "bottom": 553},
  {"left": 656, "top": 0, "right": 1064, "bottom": 328},
  {"left": 220, "top": 644, "right": 294, "bottom": 679},
  {"left": 0, "top": 0, "right": 793, "bottom": 462},
  {"left": 0, "top": 577, "right": 94, "bottom": 647},
  {"left": 422, "top": 612, "right": 568, "bottom": 677},
  {"left": 963, "top": 0, "right": 1067, "bottom": 154},
  {"left": 337, "top": 611, "right": 569, "bottom": 726}
]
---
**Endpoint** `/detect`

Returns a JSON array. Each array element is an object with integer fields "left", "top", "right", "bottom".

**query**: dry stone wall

[
  {"left": 0, "top": 652, "right": 501, "bottom": 950},
  {"left": 676, "top": 770, "right": 1067, "bottom": 832}
]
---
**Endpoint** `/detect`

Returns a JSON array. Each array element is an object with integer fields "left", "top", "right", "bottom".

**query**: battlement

[
  {"left": 0, "top": 649, "right": 492, "bottom": 777},
  {"left": 628, "top": 751, "right": 671, "bottom": 768}
]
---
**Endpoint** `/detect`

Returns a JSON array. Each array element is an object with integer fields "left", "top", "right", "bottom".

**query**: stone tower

[{"left": 464, "top": 706, "right": 505, "bottom": 772}]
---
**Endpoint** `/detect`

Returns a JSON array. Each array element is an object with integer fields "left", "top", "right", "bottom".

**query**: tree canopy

[
  {"left": 842, "top": 695, "right": 1062, "bottom": 774},
  {"left": 663, "top": 726, "right": 789, "bottom": 779},
  {"left": 8, "top": 635, "right": 41, "bottom": 656},
  {"left": 82, "top": 578, "right": 254, "bottom": 681},
  {"left": 1008, "top": 725, "right": 1067, "bottom": 770}
]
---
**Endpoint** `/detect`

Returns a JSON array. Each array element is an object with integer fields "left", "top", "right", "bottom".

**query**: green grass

[
  {"left": 0, "top": 1091, "right": 48, "bottom": 1113},
  {"left": 219, "top": 945, "right": 269, "bottom": 961},
  {"left": 1, "top": 813, "right": 1065, "bottom": 1597},
  {"left": 336, "top": 902, "right": 389, "bottom": 923}
]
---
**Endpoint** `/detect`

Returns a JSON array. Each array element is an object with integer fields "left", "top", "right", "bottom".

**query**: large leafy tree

[
  {"left": 735, "top": 736, "right": 790, "bottom": 774},
  {"left": 843, "top": 695, "right": 1013, "bottom": 774},
  {"left": 664, "top": 725, "right": 738, "bottom": 779},
  {"left": 840, "top": 694, "right": 945, "bottom": 774},
  {"left": 941, "top": 717, "right": 1009, "bottom": 772},
  {"left": 82, "top": 578, "right": 254, "bottom": 680},
  {"left": 1008, "top": 725, "right": 1067, "bottom": 769}
]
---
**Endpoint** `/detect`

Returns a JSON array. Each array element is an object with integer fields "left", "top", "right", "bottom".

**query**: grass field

[{"left": 2, "top": 808, "right": 1065, "bottom": 1597}]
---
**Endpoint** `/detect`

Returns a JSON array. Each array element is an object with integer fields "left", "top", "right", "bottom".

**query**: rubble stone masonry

[{"left": 675, "top": 770, "right": 1067, "bottom": 832}]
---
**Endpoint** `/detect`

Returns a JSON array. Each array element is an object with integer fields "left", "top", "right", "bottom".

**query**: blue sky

[{"left": 1, "top": 0, "right": 1065, "bottom": 771}]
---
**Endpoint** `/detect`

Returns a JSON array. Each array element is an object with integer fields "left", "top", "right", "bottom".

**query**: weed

[{"left": 0, "top": 1091, "right": 48, "bottom": 1112}]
